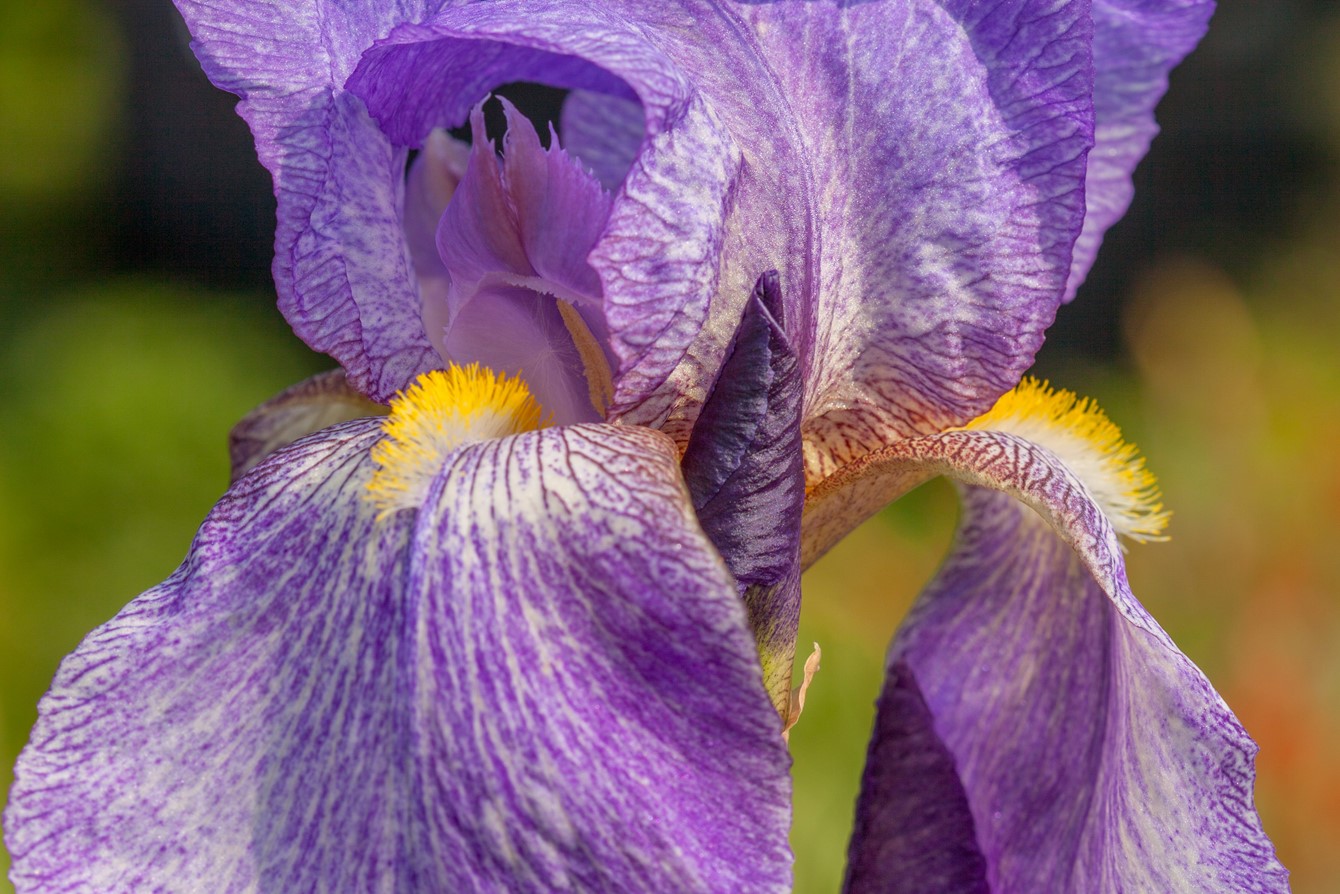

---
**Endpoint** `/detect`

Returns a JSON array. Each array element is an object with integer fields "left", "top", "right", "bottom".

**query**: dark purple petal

[
  {"left": 683, "top": 272, "right": 804, "bottom": 710},
  {"left": 228, "top": 369, "right": 384, "bottom": 481},
  {"left": 843, "top": 663, "right": 989, "bottom": 894},
  {"left": 5, "top": 421, "right": 792, "bottom": 891},
  {"left": 1065, "top": 0, "right": 1216, "bottom": 299},
  {"left": 839, "top": 430, "right": 1287, "bottom": 892}
]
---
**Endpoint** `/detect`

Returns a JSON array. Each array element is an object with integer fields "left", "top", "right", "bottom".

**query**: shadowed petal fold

[
  {"left": 228, "top": 369, "right": 384, "bottom": 481},
  {"left": 6, "top": 421, "right": 792, "bottom": 892},
  {"left": 843, "top": 662, "right": 989, "bottom": 894},
  {"left": 847, "top": 431, "right": 1287, "bottom": 892},
  {"left": 683, "top": 272, "right": 804, "bottom": 710}
]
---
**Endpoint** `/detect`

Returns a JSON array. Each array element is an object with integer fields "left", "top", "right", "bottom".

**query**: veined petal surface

[
  {"left": 408, "top": 424, "right": 792, "bottom": 891},
  {"left": 178, "top": 0, "right": 1123, "bottom": 453},
  {"left": 845, "top": 431, "right": 1288, "bottom": 892},
  {"left": 7, "top": 420, "right": 421, "bottom": 893},
  {"left": 738, "top": 0, "right": 1095, "bottom": 477},
  {"left": 6, "top": 421, "right": 792, "bottom": 892},
  {"left": 171, "top": 0, "right": 447, "bottom": 400}
]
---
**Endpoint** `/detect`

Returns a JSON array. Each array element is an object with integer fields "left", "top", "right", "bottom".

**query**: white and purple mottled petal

[
  {"left": 5, "top": 421, "right": 792, "bottom": 892},
  {"left": 738, "top": 0, "right": 1096, "bottom": 476},
  {"left": 408, "top": 423, "right": 792, "bottom": 890},
  {"left": 843, "top": 431, "right": 1288, "bottom": 892},
  {"left": 171, "top": 0, "right": 445, "bottom": 400},
  {"left": 1066, "top": 0, "right": 1216, "bottom": 299},
  {"left": 7, "top": 420, "right": 423, "bottom": 892}
]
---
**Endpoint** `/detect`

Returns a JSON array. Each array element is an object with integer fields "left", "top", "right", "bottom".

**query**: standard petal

[
  {"left": 171, "top": 0, "right": 445, "bottom": 400},
  {"left": 344, "top": 3, "right": 755, "bottom": 426},
  {"left": 1065, "top": 0, "right": 1216, "bottom": 299},
  {"left": 848, "top": 431, "right": 1287, "bottom": 892},
  {"left": 738, "top": 1, "right": 1096, "bottom": 476},
  {"left": 6, "top": 419, "right": 792, "bottom": 892},
  {"left": 406, "top": 423, "right": 792, "bottom": 891}
]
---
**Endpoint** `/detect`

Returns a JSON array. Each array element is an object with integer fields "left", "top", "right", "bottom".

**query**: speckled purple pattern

[
  {"left": 5, "top": 422, "right": 791, "bottom": 892},
  {"left": 168, "top": 0, "right": 1211, "bottom": 470},
  {"left": 844, "top": 430, "right": 1288, "bottom": 892}
]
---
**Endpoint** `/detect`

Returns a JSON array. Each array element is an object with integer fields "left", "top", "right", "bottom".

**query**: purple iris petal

[
  {"left": 560, "top": 89, "right": 645, "bottom": 191},
  {"left": 227, "top": 368, "right": 384, "bottom": 481},
  {"left": 177, "top": 0, "right": 1130, "bottom": 452},
  {"left": 405, "top": 128, "right": 471, "bottom": 345},
  {"left": 683, "top": 272, "right": 805, "bottom": 708},
  {"left": 742, "top": 0, "right": 1096, "bottom": 476},
  {"left": 5, "top": 422, "right": 792, "bottom": 892},
  {"left": 844, "top": 431, "right": 1287, "bottom": 892},
  {"left": 1065, "top": 0, "right": 1217, "bottom": 299},
  {"left": 345, "top": 4, "right": 750, "bottom": 426},
  {"left": 843, "top": 663, "right": 989, "bottom": 894},
  {"left": 433, "top": 100, "right": 613, "bottom": 423}
]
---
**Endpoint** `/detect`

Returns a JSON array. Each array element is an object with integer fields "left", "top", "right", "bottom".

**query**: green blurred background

[{"left": 2, "top": 1, "right": 1338, "bottom": 890}]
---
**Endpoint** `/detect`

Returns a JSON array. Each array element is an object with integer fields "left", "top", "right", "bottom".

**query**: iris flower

[{"left": 5, "top": 1, "right": 1289, "bottom": 891}]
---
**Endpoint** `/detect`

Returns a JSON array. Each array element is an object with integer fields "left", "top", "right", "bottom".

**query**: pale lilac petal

[
  {"left": 740, "top": 1, "right": 1096, "bottom": 478},
  {"left": 405, "top": 129, "right": 470, "bottom": 346},
  {"left": 560, "top": 89, "right": 645, "bottom": 191},
  {"left": 500, "top": 101, "right": 611, "bottom": 300},
  {"left": 408, "top": 423, "right": 792, "bottom": 890},
  {"left": 682, "top": 272, "right": 804, "bottom": 709},
  {"left": 436, "top": 105, "right": 535, "bottom": 290},
  {"left": 845, "top": 431, "right": 1287, "bottom": 892},
  {"left": 228, "top": 369, "right": 384, "bottom": 482},
  {"left": 1065, "top": 0, "right": 1216, "bottom": 299},
  {"left": 444, "top": 285, "right": 601, "bottom": 424},
  {"left": 5, "top": 420, "right": 791, "bottom": 892},
  {"left": 433, "top": 101, "right": 613, "bottom": 423},
  {"left": 843, "top": 663, "right": 989, "bottom": 894}
]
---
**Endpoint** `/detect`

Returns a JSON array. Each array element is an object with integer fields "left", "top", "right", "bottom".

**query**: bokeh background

[{"left": 2, "top": 1, "right": 1337, "bottom": 890}]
